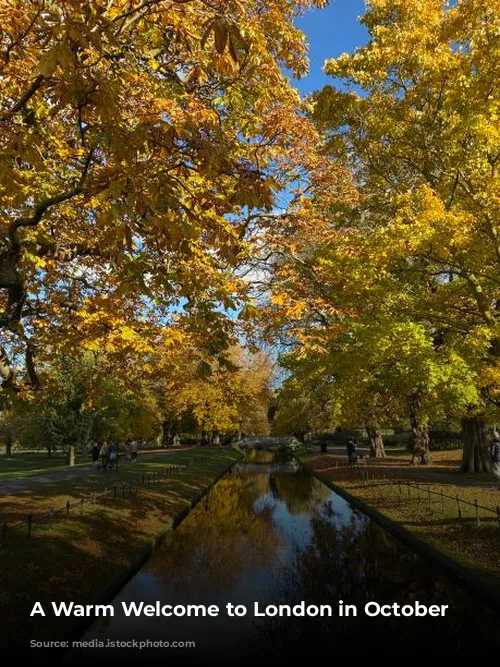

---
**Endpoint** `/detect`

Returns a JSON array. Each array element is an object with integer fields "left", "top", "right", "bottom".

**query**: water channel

[{"left": 75, "top": 450, "right": 500, "bottom": 663}]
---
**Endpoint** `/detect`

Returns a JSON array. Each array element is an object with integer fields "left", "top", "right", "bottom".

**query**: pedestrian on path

[
  {"left": 491, "top": 431, "right": 500, "bottom": 489},
  {"left": 109, "top": 442, "right": 118, "bottom": 470},
  {"left": 99, "top": 441, "right": 109, "bottom": 471},
  {"left": 130, "top": 440, "right": 138, "bottom": 462},
  {"left": 347, "top": 438, "right": 358, "bottom": 465},
  {"left": 124, "top": 440, "right": 132, "bottom": 462},
  {"left": 91, "top": 442, "right": 100, "bottom": 467}
]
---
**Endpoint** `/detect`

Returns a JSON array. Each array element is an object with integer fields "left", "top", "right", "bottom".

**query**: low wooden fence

[
  {"left": 321, "top": 460, "right": 500, "bottom": 528},
  {"left": 1, "top": 454, "right": 211, "bottom": 545}
]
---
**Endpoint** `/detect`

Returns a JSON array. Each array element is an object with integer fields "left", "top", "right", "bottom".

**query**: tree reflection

[
  {"left": 270, "top": 473, "right": 331, "bottom": 516},
  {"left": 143, "top": 473, "right": 282, "bottom": 594},
  {"left": 253, "top": 501, "right": 500, "bottom": 658}
]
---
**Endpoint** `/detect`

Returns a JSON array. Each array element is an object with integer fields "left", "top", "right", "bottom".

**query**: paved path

[{"left": 0, "top": 449, "right": 192, "bottom": 496}]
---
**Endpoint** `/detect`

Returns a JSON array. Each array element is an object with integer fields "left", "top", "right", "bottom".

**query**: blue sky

[{"left": 294, "top": 0, "right": 369, "bottom": 96}]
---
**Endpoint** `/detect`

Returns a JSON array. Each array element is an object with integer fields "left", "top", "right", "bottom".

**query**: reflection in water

[{"left": 78, "top": 452, "right": 500, "bottom": 663}]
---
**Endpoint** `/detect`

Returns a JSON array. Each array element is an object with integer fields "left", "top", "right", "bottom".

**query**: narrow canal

[{"left": 76, "top": 450, "right": 500, "bottom": 662}]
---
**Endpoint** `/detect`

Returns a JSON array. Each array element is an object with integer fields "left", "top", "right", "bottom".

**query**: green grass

[
  {"left": 382, "top": 444, "right": 407, "bottom": 452},
  {"left": 0, "top": 449, "right": 238, "bottom": 518},
  {"left": 0, "top": 453, "right": 90, "bottom": 481},
  {"left": 0, "top": 447, "right": 241, "bottom": 650}
]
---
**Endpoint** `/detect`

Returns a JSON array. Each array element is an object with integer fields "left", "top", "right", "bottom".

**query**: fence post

[
  {"left": 475, "top": 499, "right": 480, "bottom": 527},
  {"left": 27, "top": 514, "right": 33, "bottom": 538},
  {"left": 456, "top": 494, "right": 462, "bottom": 519}
]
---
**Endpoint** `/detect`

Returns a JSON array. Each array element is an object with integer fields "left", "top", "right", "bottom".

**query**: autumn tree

[
  {"left": 313, "top": 0, "right": 500, "bottom": 471},
  {"left": 150, "top": 335, "right": 275, "bottom": 439},
  {"left": 5, "top": 352, "right": 162, "bottom": 454},
  {"left": 261, "top": 0, "right": 499, "bottom": 470},
  {"left": 0, "top": 0, "right": 326, "bottom": 392}
]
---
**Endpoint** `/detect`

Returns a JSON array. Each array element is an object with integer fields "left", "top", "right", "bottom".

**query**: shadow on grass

[{"left": 0, "top": 449, "right": 241, "bottom": 651}]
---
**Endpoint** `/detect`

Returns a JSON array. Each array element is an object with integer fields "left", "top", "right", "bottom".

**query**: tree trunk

[
  {"left": 410, "top": 426, "right": 430, "bottom": 464},
  {"left": 47, "top": 444, "right": 52, "bottom": 458},
  {"left": 5, "top": 433, "right": 12, "bottom": 457},
  {"left": 67, "top": 446, "right": 75, "bottom": 467},
  {"left": 366, "top": 423, "right": 385, "bottom": 458},
  {"left": 407, "top": 395, "right": 430, "bottom": 464},
  {"left": 461, "top": 415, "right": 491, "bottom": 473},
  {"left": 161, "top": 421, "right": 170, "bottom": 448}
]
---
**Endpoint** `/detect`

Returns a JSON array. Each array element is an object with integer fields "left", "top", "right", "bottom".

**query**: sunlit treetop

[{"left": 0, "top": 0, "right": 326, "bottom": 391}]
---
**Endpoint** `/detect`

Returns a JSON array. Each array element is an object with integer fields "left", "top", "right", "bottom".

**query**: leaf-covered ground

[{"left": 304, "top": 451, "right": 500, "bottom": 591}]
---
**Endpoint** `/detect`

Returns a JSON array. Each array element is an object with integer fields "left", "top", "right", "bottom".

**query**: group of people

[
  {"left": 90, "top": 440, "right": 139, "bottom": 471},
  {"left": 199, "top": 429, "right": 221, "bottom": 447}
]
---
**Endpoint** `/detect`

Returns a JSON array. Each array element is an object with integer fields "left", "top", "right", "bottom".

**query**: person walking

[
  {"left": 124, "top": 440, "right": 132, "bottom": 462},
  {"left": 99, "top": 441, "right": 109, "bottom": 471},
  {"left": 491, "top": 431, "right": 500, "bottom": 489},
  {"left": 91, "top": 442, "right": 100, "bottom": 468},
  {"left": 130, "top": 440, "right": 138, "bottom": 462},
  {"left": 347, "top": 438, "right": 358, "bottom": 465},
  {"left": 109, "top": 442, "right": 118, "bottom": 470}
]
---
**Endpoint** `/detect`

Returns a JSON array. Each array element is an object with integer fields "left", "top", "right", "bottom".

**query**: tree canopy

[
  {"left": 2, "top": 0, "right": 500, "bottom": 471},
  {"left": 263, "top": 0, "right": 500, "bottom": 470},
  {"left": 0, "top": 0, "right": 325, "bottom": 390}
]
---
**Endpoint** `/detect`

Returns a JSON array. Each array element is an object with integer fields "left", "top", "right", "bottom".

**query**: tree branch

[
  {"left": 9, "top": 187, "right": 84, "bottom": 249},
  {"left": 7, "top": 74, "right": 44, "bottom": 115}
]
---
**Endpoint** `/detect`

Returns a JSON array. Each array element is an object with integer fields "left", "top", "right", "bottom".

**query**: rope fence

[{"left": 1, "top": 454, "right": 212, "bottom": 546}]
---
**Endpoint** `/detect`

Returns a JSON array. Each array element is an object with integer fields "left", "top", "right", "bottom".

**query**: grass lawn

[
  {"left": 0, "top": 447, "right": 241, "bottom": 650},
  {"left": 0, "top": 453, "right": 89, "bottom": 481},
  {"left": 304, "top": 451, "right": 500, "bottom": 592}
]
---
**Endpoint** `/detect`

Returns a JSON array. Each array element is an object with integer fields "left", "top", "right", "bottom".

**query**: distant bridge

[{"left": 238, "top": 435, "right": 300, "bottom": 450}]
